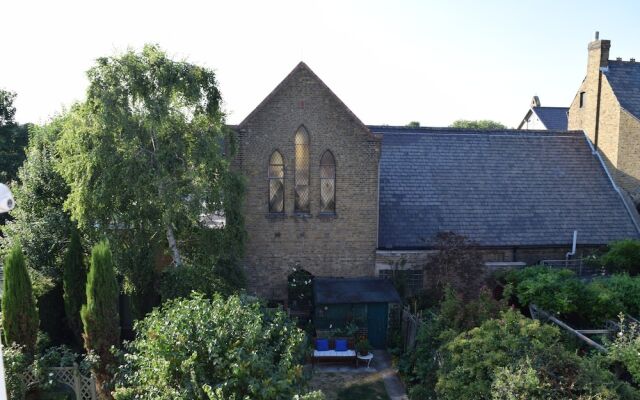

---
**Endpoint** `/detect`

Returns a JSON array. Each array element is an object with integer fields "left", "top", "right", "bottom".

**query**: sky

[{"left": 3, "top": 0, "right": 640, "bottom": 128}]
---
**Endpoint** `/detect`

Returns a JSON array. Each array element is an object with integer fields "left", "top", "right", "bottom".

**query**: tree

[
  {"left": 82, "top": 241, "right": 120, "bottom": 399},
  {"left": 424, "top": 232, "right": 487, "bottom": 301},
  {"left": 0, "top": 89, "right": 29, "bottom": 183},
  {"left": 450, "top": 119, "right": 507, "bottom": 129},
  {"left": 0, "top": 89, "right": 17, "bottom": 126},
  {"left": 63, "top": 227, "right": 86, "bottom": 346},
  {"left": 2, "top": 243, "right": 39, "bottom": 355},
  {"left": 406, "top": 121, "right": 420, "bottom": 128},
  {"left": 0, "top": 117, "right": 72, "bottom": 292},
  {"left": 57, "top": 44, "right": 239, "bottom": 270},
  {"left": 113, "top": 293, "right": 309, "bottom": 400}
]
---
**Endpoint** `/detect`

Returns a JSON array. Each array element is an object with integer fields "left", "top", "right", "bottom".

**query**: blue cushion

[
  {"left": 316, "top": 339, "right": 329, "bottom": 351},
  {"left": 335, "top": 339, "right": 348, "bottom": 352}
]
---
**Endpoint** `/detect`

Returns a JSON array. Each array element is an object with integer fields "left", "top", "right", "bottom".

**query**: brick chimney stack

[{"left": 587, "top": 31, "right": 611, "bottom": 75}]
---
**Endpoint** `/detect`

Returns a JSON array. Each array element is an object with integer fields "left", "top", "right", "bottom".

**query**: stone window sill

[{"left": 318, "top": 213, "right": 337, "bottom": 219}]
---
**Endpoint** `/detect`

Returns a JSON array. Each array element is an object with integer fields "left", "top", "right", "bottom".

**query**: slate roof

[
  {"left": 314, "top": 278, "right": 402, "bottom": 304},
  {"left": 369, "top": 126, "right": 640, "bottom": 249},
  {"left": 532, "top": 107, "right": 568, "bottom": 130},
  {"left": 605, "top": 60, "right": 640, "bottom": 120}
]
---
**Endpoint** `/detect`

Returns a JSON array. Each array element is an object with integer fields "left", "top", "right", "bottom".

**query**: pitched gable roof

[
  {"left": 238, "top": 62, "right": 379, "bottom": 140},
  {"left": 605, "top": 60, "right": 640, "bottom": 120},
  {"left": 532, "top": 107, "right": 568, "bottom": 130},
  {"left": 369, "top": 126, "right": 640, "bottom": 249}
]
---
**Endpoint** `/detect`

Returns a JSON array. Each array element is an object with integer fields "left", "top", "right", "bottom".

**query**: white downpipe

[{"left": 566, "top": 230, "right": 578, "bottom": 260}]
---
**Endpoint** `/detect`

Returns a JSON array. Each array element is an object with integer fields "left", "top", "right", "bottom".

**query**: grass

[{"left": 308, "top": 371, "right": 389, "bottom": 400}]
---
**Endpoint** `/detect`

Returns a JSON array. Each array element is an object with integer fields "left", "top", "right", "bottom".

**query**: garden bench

[{"left": 311, "top": 337, "right": 356, "bottom": 367}]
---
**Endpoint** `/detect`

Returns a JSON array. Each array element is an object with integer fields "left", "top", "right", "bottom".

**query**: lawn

[{"left": 308, "top": 371, "right": 388, "bottom": 400}]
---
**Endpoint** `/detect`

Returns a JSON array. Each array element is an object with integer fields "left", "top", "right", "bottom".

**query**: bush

[
  {"left": 436, "top": 309, "right": 636, "bottom": 400},
  {"left": 62, "top": 228, "right": 86, "bottom": 346},
  {"left": 402, "top": 287, "right": 504, "bottom": 399},
  {"left": 158, "top": 260, "right": 242, "bottom": 300},
  {"left": 2, "top": 243, "right": 39, "bottom": 355},
  {"left": 607, "top": 316, "right": 640, "bottom": 386},
  {"left": 81, "top": 241, "right": 120, "bottom": 399},
  {"left": 3, "top": 343, "right": 29, "bottom": 400},
  {"left": 504, "top": 266, "right": 584, "bottom": 315},
  {"left": 601, "top": 240, "right": 640, "bottom": 275},
  {"left": 113, "top": 293, "right": 309, "bottom": 400},
  {"left": 502, "top": 266, "right": 640, "bottom": 325}
]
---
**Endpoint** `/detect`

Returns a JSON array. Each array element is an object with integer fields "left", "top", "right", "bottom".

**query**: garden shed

[{"left": 313, "top": 277, "right": 402, "bottom": 348}]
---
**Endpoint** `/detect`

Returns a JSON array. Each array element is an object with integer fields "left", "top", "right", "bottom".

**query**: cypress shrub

[
  {"left": 1, "top": 243, "right": 38, "bottom": 356},
  {"left": 82, "top": 241, "right": 119, "bottom": 399},
  {"left": 63, "top": 228, "right": 86, "bottom": 346}
]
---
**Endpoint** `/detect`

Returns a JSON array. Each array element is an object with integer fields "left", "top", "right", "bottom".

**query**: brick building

[
  {"left": 568, "top": 34, "right": 640, "bottom": 205},
  {"left": 233, "top": 61, "right": 640, "bottom": 301}
]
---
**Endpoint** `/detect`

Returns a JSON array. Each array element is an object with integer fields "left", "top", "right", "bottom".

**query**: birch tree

[{"left": 57, "top": 44, "right": 232, "bottom": 268}]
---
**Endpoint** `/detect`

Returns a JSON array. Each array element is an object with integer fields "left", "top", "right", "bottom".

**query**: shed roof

[
  {"left": 313, "top": 277, "right": 402, "bottom": 304},
  {"left": 369, "top": 126, "right": 640, "bottom": 249}
]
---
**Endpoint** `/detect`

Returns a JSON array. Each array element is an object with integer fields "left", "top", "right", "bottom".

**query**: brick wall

[
  {"left": 567, "top": 39, "right": 640, "bottom": 205},
  {"left": 235, "top": 64, "right": 381, "bottom": 300}
]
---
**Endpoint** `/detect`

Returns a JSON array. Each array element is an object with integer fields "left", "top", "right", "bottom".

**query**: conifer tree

[
  {"left": 63, "top": 228, "right": 86, "bottom": 346},
  {"left": 2, "top": 243, "right": 38, "bottom": 355},
  {"left": 82, "top": 241, "right": 119, "bottom": 399}
]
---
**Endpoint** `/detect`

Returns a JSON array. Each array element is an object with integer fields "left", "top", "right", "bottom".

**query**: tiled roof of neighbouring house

[
  {"left": 369, "top": 126, "right": 640, "bottom": 249},
  {"left": 313, "top": 277, "right": 402, "bottom": 304},
  {"left": 605, "top": 60, "right": 640, "bottom": 120},
  {"left": 532, "top": 107, "right": 568, "bottom": 130}
]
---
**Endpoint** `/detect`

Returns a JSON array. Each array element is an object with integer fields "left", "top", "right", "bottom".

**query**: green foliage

[
  {"left": 113, "top": 293, "right": 308, "bottom": 400},
  {"left": 56, "top": 44, "right": 236, "bottom": 268},
  {"left": 1, "top": 118, "right": 73, "bottom": 284},
  {"left": 510, "top": 267, "right": 584, "bottom": 315},
  {"left": 2, "top": 243, "right": 39, "bottom": 355},
  {"left": 406, "top": 121, "right": 420, "bottom": 128},
  {"left": 449, "top": 119, "right": 507, "bottom": 129},
  {"left": 158, "top": 261, "right": 241, "bottom": 300},
  {"left": 3, "top": 343, "right": 29, "bottom": 400},
  {"left": 62, "top": 228, "right": 86, "bottom": 345},
  {"left": 424, "top": 232, "right": 487, "bottom": 302},
  {"left": 402, "top": 287, "right": 505, "bottom": 399},
  {"left": 607, "top": 316, "right": 640, "bottom": 386},
  {"left": 81, "top": 241, "right": 119, "bottom": 397},
  {"left": 288, "top": 267, "right": 314, "bottom": 309},
  {"left": 0, "top": 89, "right": 17, "bottom": 125},
  {"left": 436, "top": 309, "right": 626, "bottom": 400},
  {"left": 601, "top": 239, "right": 640, "bottom": 275},
  {"left": 501, "top": 266, "right": 640, "bottom": 324}
]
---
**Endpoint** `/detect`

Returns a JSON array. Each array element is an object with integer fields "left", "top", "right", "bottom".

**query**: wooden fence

[
  {"left": 400, "top": 305, "right": 424, "bottom": 351},
  {"left": 24, "top": 363, "right": 97, "bottom": 400}
]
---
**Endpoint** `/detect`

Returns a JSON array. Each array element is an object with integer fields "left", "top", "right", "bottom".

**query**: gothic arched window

[
  {"left": 268, "top": 150, "right": 284, "bottom": 213},
  {"left": 320, "top": 150, "right": 336, "bottom": 213},
  {"left": 294, "top": 127, "right": 310, "bottom": 213}
]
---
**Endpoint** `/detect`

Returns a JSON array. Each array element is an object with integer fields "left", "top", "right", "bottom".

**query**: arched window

[
  {"left": 294, "top": 127, "right": 310, "bottom": 213},
  {"left": 320, "top": 151, "right": 336, "bottom": 213},
  {"left": 268, "top": 150, "right": 284, "bottom": 213}
]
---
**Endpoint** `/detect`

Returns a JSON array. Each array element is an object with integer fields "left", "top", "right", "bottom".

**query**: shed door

[{"left": 367, "top": 303, "right": 388, "bottom": 349}]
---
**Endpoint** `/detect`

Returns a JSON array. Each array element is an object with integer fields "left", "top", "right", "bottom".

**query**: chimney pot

[
  {"left": 631, "top": 58, "right": 636, "bottom": 62},
  {"left": 616, "top": 57, "right": 622, "bottom": 61},
  {"left": 595, "top": 31, "right": 600, "bottom": 40}
]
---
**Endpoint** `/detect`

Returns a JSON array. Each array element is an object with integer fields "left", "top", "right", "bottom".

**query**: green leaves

[
  {"left": 113, "top": 293, "right": 308, "bottom": 400},
  {"left": 2, "top": 243, "right": 39, "bottom": 355}
]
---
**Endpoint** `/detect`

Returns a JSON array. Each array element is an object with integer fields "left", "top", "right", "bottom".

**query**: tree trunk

[{"left": 166, "top": 223, "right": 182, "bottom": 267}]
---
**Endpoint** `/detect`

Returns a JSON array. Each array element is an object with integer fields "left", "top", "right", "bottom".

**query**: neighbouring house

[
  {"left": 232, "top": 60, "right": 640, "bottom": 307},
  {"left": 568, "top": 33, "right": 640, "bottom": 206},
  {"left": 517, "top": 96, "right": 568, "bottom": 130}
]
